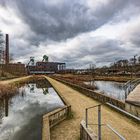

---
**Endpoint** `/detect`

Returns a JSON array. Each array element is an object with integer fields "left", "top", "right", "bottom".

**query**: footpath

[{"left": 46, "top": 77, "right": 140, "bottom": 140}]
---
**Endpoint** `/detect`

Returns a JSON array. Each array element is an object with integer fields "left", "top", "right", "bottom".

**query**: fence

[{"left": 42, "top": 105, "right": 71, "bottom": 140}]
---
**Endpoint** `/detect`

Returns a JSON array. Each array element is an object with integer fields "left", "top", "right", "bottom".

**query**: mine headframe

[
  {"left": 28, "top": 57, "right": 35, "bottom": 66},
  {"left": 42, "top": 55, "right": 49, "bottom": 62}
]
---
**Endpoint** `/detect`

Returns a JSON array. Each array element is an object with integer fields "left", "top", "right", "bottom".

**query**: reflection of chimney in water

[
  {"left": 5, "top": 34, "right": 9, "bottom": 64},
  {"left": 4, "top": 98, "right": 9, "bottom": 117}
]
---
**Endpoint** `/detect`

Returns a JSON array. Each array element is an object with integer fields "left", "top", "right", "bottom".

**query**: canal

[
  {"left": 0, "top": 79, "right": 64, "bottom": 140},
  {"left": 85, "top": 81, "right": 125, "bottom": 100}
]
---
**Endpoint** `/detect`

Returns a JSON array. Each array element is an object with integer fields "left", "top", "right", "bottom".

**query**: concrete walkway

[
  {"left": 46, "top": 77, "right": 140, "bottom": 140},
  {"left": 126, "top": 84, "right": 140, "bottom": 106}
]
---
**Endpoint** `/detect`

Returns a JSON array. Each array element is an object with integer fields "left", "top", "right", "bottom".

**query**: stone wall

[
  {"left": 125, "top": 102, "right": 140, "bottom": 117},
  {"left": 80, "top": 120, "right": 97, "bottom": 140},
  {"left": 42, "top": 105, "right": 71, "bottom": 140}
]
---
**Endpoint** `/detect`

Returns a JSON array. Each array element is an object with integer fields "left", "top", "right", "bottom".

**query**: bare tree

[
  {"left": 0, "top": 31, "right": 4, "bottom": 46},
  {"left": 0, "top": 31, "right": 4, "bottom": 77},
  {"left": 0, "top": 31, "right": 4, "bottom": 64},
  {"left": 138, "top": 56, "right": 140, "bottom": 64}
]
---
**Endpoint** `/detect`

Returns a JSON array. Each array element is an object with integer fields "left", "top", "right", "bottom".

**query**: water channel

[
  {"left": 0, "top": 79, "right": 64, "bottom": 140},
  {"left": 85, "top": 81, "right": 126, "bottom": 100}
]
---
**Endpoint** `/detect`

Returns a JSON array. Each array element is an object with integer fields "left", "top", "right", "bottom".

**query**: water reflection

[
  {"left": 28, "top": 84, "right": 49, "bottom": 95},
  {"left": 0, "top": 80, "right": 64, "bottom": 140},
  {"left": 85, "top": 81, "right": 125, "bottom": 100},
  {"left": 4, "top": 98, "right": 9, "bottom": 117},
  {"left": 29, "top": 84, "right": 35, "bottom": 93}
]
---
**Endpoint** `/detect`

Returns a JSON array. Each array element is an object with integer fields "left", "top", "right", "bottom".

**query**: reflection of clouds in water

[
  {"left": 0, "top": 84, "right": 64, "bottom": 140},
  {"left": 85, "top": 81, "right": 125, "bottom": 100},
  {"left": 95, "top": 81, "right": 125, "bottom": 100},
  {"left": 0, "top": 102, "right": 41, "bottom": 140}
]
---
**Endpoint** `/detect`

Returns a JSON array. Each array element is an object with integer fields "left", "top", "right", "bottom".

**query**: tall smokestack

[{"left": 5, "top": 34, "right": 9, "bottom": 64}]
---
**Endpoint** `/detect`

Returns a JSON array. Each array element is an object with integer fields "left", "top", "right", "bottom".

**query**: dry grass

[
  {"left": 52, "top": 75, "right": 96, "bottom": 90},
  {"left": 0, "top": 84, "right": 18, "bottom": 99},
  {"left": 94, "top": 76, "right": 134, "bottom": 82},
  {"left": 54, "top": 74, "right": 134, "bottom": 82},
  {"left": 0, "top": 75, "right": 37, "bottom": 99},
  {"left": 0, "top": 75, "right": 47, "bottom": 99}
]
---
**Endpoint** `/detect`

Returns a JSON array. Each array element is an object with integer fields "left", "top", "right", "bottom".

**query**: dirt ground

[{"left": 46, "top": 77, "right": 140, "bottom": 140}]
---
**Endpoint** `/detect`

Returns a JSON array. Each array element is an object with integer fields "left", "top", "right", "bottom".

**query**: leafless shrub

[{"left": 0, "top": 84, "right": 18, "bottom": 99}]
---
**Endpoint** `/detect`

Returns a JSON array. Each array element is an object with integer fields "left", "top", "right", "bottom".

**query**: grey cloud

[
  {"left": 128, "top": 32, "right": 140, "bottom": 48},
  {"left": 3, "top": 0, "right": 129, "bottom": 41},
  {"left": 0, "top": 0, "right": 140, "bottom": 67},
  {"left": 50, "top": 38, "right": 131, "bottom": 68}
]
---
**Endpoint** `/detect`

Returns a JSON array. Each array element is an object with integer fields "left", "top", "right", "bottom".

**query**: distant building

[
  {"left": 0, "top": 34, "right": 26, "bottom": 76},
  {"left": 26, "top": 57, "right": 66, "bottom": 74},
  {"left": 0, "top": 63, "right": 26, "bottom": 76}
]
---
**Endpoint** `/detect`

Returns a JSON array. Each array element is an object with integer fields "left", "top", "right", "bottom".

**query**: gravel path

[{"left": 46, "top": 77, "right": 140, "bottom": 140}]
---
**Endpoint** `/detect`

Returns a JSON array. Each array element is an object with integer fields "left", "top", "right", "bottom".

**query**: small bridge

[
  {"left": 124, "top": 78, "right": 140, "bottom": 117},
  {"left": 123, "top": 78, "right": 140, "bottom": 98}
]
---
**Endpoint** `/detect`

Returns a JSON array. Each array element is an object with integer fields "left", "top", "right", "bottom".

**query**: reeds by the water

[{"left": 0, "top": 84, "right": 18, "bottom": 99}]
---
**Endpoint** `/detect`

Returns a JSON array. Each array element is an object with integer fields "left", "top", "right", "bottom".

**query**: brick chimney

[{"left": 5, "top": 34, "right": 9, "bottom": 64}]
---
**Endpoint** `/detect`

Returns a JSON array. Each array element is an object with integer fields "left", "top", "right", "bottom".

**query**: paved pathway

[{"left": 46, "top": 77, "right": 140, "bottom": 140}]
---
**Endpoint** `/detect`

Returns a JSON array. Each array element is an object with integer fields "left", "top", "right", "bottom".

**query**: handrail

[
  {"left": 106, "top": 103, "right": 140, "bottom": 122},
  {"left": 124, "top": 78, "right": 140, "bottom": 97},
  {"left": 85, "top": 104, "right": 102, "bottom": 140},
  {"left": 106, "top": 124, "right": 126, "bottom": 140},
  {"left": 86, "top": 103, "right": 102, "bottom": 110},
  {"left": 123, "top": 80, "right": 131, "bottom": 88},
  {"left": 85, "top": 103, "right": 126, "bottom": 140}
]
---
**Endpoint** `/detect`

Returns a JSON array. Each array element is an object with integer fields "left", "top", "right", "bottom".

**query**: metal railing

[
  {"left": 124, "top": 78, "right": 140, "bottom": 97},
  {"left": 85, "top": 104, "right": 102, "bottom": 140},
  {"left": 85, "top": 104, "right": 126, "bottom": 140}
]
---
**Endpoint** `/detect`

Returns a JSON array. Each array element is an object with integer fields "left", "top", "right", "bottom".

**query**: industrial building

[
  {"left": 0, "top": 34, "right": 26, "bottom": 76},
  {"left": 0, "top": 34, "right": 66, "bottom": 75},
  {"left": 26, "top": 56, "right": 66, "bottom": 74}
]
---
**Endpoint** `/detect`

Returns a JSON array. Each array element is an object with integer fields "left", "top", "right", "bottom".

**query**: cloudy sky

[{"left": 0, "top": 0, "right": 140, "bottom": 68}]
